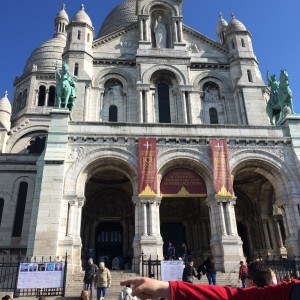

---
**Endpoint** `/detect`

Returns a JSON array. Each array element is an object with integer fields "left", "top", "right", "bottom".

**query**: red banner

[
  {"left": 160, "top": 168, "right": 207, "bottom": 197},
  {"left": 138, "top": 138, "right": 157, "bottom": 198},
  {"left": 209, "top": 139, "right": 234, "bottom": 198}
]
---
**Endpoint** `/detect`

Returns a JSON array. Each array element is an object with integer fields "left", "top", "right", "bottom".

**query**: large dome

[
  {"left": 98, "top": 0, "right": 137, "bottom": 38},
  {"left": 24, "top": 38, "right": 66, "bottom": 73}
]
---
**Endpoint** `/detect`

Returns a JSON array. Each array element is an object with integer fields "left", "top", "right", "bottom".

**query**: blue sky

[{"left": 0, "top": 0, "right": 299, "bottom": 114}]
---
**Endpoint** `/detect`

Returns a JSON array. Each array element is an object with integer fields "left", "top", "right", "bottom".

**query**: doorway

[{"left": 161, "top": 222, "right": 186, "bottom": 259}]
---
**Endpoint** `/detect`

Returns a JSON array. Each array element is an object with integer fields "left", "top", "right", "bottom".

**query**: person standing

[
  {"left": 83, "top": 258, "right": 98, "bottom": 300},
  {"left": 203, "top": 254, "right": 217, "bottom": 285},
  {"left": 167, "top": 242, "right": 176, "bottom": 260},
  {"left": 238, "top": 261, "right": 248, "bottom": 288},
  {"left": 181, "top": 243, "right": 190, "bottom": 266},
  {"left": 94, "top": 262, "right": 111, "bottom": 300},
  {"left": 182, "top": 259, "right": 198, "bottom": 284}
]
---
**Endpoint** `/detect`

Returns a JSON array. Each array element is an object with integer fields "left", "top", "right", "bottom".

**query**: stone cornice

[
  {"left": 93, "top": 59, "right": 136, "bottom": 66},
  {"left": 190, "top": 63, "right": 229, "bottom": 70}
]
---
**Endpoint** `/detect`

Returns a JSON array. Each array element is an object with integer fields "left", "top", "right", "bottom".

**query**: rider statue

[
  {"left": 55, "top": 62, "right": 77, "bottom": 112},
  {"left": 267, "top": 71, "right": 280, "bottom": 106},
  {"left": 266, "top": 69, "right": 294, "bottom": 125}
]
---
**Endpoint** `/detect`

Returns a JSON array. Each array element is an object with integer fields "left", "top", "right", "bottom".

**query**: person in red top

[
  {"left": 238, "top": 261, "right": 248, "bottom": 288},
  {"left": 120, "top": 276, "right": 300, "bottom": 300}
]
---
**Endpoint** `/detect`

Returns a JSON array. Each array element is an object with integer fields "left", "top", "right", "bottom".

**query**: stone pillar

[
  {"left": 282, "top": 203, "right": 300, "bottom": 257},
  {"left": 178, "top": 21, "right": 183, "bottom": 43},
  {"left": 139, "top": 18, "right": 144, "bottom": 41},
  {"left": 98, "top": 89, "right": 104, "bottom": 122},
  {"left": 45, "top": 89, "right": 49, "bottom": 106},
  {"left": 83, "top": 85, "right": 90, "bottom": 121},
  {"left": 144, "top": 90, "right": 151, "bottom": 123},
  {"left": 217, "top": 201, "right": 227, "bottom": 235},
  {"left": 211, "top": 197, "right": 244, "bottom": 272},
  {"left": 173, "top": 19, "right": 178, "bottom": 43},
  {"left": 67, "top": 199, "right": 76, "bottom": 237},
  {"left": 138, "top": 90, "right": 143, "bottom": 122},
  {"left": 76, "top": 197, "right": 85, "bottom": 238},
  {"left": 262, "top": 219, "right": 271, "bottom": 251},
  {"left": 145, "top": 17, "right": 150, "bottom": 41},
  {"left": 181, "top": 91, "right": 188, "bottom": 124}
]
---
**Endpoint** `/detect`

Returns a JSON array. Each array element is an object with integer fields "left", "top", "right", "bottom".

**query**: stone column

[
  {"left": 67, "top": 199, "right": 76, "bottom": 237},
  {"left": 83, "top": 85, "right": 90, "bottom": 121},
  {"left": 173, "top": 19, "right": 178, "bottom": 43},
  {"left": 224, "top": 198, "right": 238, "bottom": 235},
  {"left": 178, "top": 21, "right": 183, "bottom": 43},
  {"left": 142, "top": 200, "right": 148, "bottom": 236},
  {"left": 217, "top": 200, "right": 227, "bottom": 236},
  {"left": 98, "top": 89, "right": 104, "bottom": 122},
  {"left": 76, "top": 197, "right": 85, "bottom": 238},
  {"left": 145, "top": 17, "right": 150, "bottom": 41},
  {"left": 45, "top": 89, "right": 49, "bottom": 106},
  {"left": 262, "top": 220, "right": 271, "bottom": 250},
  {"left": 138, "top": 90, "right": 143, "bottom": 122},
  {"left": 144, "top": 90, "right": 150, "bottom": 123},
  {"left": 139, "top": 18, "right": 144, "bottom": 41},
  {"left": 181, "top": 91, "right": 188, "bottom": 124}
]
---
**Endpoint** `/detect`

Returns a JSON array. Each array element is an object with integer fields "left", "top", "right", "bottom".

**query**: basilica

[{"left": 0, "top": 0, "right": 300, "bottom": 276}]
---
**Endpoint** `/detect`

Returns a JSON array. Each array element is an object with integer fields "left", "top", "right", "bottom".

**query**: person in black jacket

[
  {"left": 83, "top": 258, "right": 98, "bottom": 299},
  {"left": 182, "top": 259, "right": 198, "bottom": 283},
  {"left": 202, "top": 254, "right": 217, "bottom": 285}
]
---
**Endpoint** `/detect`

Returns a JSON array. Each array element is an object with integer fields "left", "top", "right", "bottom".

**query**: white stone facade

[{"left": 0, "top": 0, "right": 300, "bottom": 276}]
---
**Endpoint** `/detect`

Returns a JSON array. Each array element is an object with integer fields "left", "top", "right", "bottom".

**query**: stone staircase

[
  {"left": 65, "top": 270, "right": 140, "bottom": 300},
  {"left": 64, "top": 269, "right": 241, "bottom": 299}
]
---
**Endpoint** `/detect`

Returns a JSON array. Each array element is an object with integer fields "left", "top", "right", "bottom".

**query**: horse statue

[
  {"left": 55, "top": 63, "right": 77, "bottom": 112},
  {"left": 266, "top": 69, "right": 294, "bottom": 125}
]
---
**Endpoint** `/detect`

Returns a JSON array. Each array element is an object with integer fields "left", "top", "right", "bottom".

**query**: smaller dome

[
  {"left": 0, "top": 91, "right": 12, "bottom": 115},
  {"left": 71, "top": 4, "right": 92, "bottom": 27},
  {"left": 216, "top": 13, "right": 228, "bottom": 34},
  {"left": 24, "top": 38, "right": 66, "bottom": 73},
  {"left": 225, "top": 13, "right": 247, "bottom": 35},
  {"left": 55, "top": 4, "right": 69, "bottom": 22}
]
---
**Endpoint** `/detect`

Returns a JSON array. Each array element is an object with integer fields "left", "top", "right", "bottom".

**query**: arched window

[
  {"left": 0, "top": 198, "right": 4, "bottom": 226},
  {"left": 247, "top": 70, "right": 253, "bottom": 82},
  {"left": 48, "top": 86, "right": 56, "bottom": 106},
  {"left": 209, "top": 108, "right": 219, "bottom": 124},
  {"left": 109, "top": 105, "right": 118, "bottom": 122},
  {"left": 158, "top": 83, "right": 171, "bottom": 123},
  {"left": 231, "top": 40, "right": 235, "bottom": 49},
  {"left": 38, "top": 85, "right": 46, "bottom": 106},
  {"left": 74, "top": 63, "right": 79, "bottom": 76},
  {"left": 87, "top": 33, "right": 90, "bottom": 43},
  {"left": 12, "top": 182, "right": 28, "bottom": 237},
  {"left": 241, "top": 38, "right": 245, "bottom": 47},
  {"left": 21, "top": 89, "right": 27, "bottom": 110},
  {"left": 77, "top": 30, "right": 81, "bottom": 40}
]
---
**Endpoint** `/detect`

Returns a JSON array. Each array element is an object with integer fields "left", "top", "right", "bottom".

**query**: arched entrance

[
  {"left": 159, "top": 168, "right": 209, "bottom": 262},
  {"left": 81, "top": 166, "right": 134, "bottom": 267},
  {"left": 233, "top": 164, "right": 287, "bottom": 261}
]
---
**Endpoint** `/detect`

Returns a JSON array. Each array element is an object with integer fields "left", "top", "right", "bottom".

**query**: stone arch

[
  {"left": 192, "top": 71, "right": 231, "bottom": 93},
  {"left": 92, "top": 68, "right": 135, "bottom": 89},
  {"left": 7, "top": 126, "right": 49, "bottom": 154},
  {"left": 142, "top": 64, "right": 186, "bottom": 85},
  {"left": 142, "top": 1, "right": 179, "bottom": 16},
  {"left": 230, "top": 149, "right": 298, "bottom": 205},
  {"left": 64, "top": 147, "right": 138, "bottom": 198},
  {"left": 157, "top": 148, "right": 214, "bottom": 196}
]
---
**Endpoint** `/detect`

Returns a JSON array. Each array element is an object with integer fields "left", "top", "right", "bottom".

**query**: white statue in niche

[{"left": 154, "top": 15, "right": 166, "bottom": 48}]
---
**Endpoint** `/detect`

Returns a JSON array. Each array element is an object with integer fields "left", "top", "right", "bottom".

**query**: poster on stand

[
  {"left": 161, "top": 260, "right": 183, "bottom": 282},
  {"left": 17, "top": 262, "right": 65, "bottom": 289}
]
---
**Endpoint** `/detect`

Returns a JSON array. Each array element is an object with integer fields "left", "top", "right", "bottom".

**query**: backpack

[{"left": 290, "top": 282, "right": 300, "bottom": 300}]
